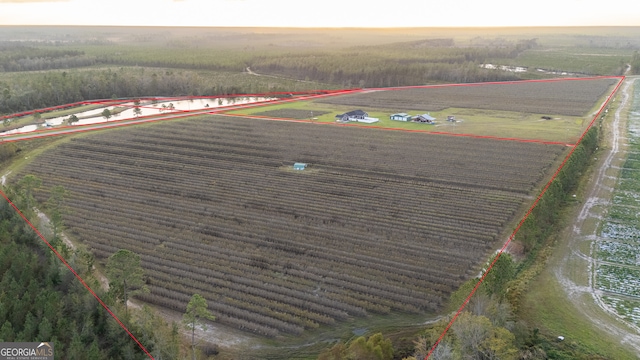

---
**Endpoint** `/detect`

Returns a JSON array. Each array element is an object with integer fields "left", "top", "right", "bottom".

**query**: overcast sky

[{"left": 0, "top": 0, "right": 638, "bottom": 27}]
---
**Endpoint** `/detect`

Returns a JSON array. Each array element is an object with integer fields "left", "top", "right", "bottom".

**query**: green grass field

[
  {"left": 520, "top": 268, "right": 638, "bottom": 359},
  {"left": 515, "top": 81, "right": 640, "bottom": 360},
  {"left": 225, "top": 99, "right": 587, "bottom": 143}
]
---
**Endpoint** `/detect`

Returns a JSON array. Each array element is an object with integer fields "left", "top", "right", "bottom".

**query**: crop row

[
  {"left": 317, "top": 78, "right": 618, "bottom": 116},
  {"left": 596, "top": 264, "right": 640, "bottom": 297},
  {"left": 603, "top": 296, "right": 640, "bottom": 327},
  {"left": 600, "top": 222, "right": 640, "bottom": 241},
  {"left": 64, "top": 206, "right": 468, "bottom": 295},
  {"left": 60, "top": 136, "right": 555, "bottom": 195},
  {"left": 52, "top": 181, "right": 502, "bottom": 276},
  {"left": 34, "top": 157, "right": 515, "bottom": 252},
  {"left": 20, "top": 116, "right": 564, "bottom": 336},
  {"left": 597, "top": 240, "right": 640, "bottom": 266}
]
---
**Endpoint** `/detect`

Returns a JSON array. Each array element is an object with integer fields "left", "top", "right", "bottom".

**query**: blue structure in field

[{"left": 293, "top": 163, "right": 307, "bottom": 171}]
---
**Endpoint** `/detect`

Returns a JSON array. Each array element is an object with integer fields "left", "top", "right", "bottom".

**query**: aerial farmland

[
  {"left": 14, "top": 77, "right": 618, "bottom": 339},
  {"left": 1, "top": 24, "right": 638, "bottom": 359}
]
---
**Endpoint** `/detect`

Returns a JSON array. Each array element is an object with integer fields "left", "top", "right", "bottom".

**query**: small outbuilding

[
  {"left": 390, "top": 113, "right": 412, "bottom": 121},
  {"left": 293, "top": 162, "right": 307, "bottom": 171},
  {"left": 413, "top": 114, "right": 436, "bottom": 124}
]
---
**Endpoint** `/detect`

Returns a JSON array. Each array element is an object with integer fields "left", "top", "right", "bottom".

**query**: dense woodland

[
  {"left": 1, "top": 26, "right": 639, "bottom": 116},
  {"left": 0, "top": 172, "right": 196, "bottom": 359}
]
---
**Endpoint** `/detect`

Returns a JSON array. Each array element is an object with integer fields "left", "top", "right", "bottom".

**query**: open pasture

[
  {"left": 21, "top": 116, "right": 566, "bottom": 337},
  {"left": 229, "top": 101, "right": 587, "bottom": 143},
  {"left": 252, "top": 108, "right": 330, "bottom": 119}
]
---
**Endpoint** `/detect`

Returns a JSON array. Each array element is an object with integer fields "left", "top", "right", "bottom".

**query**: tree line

[
  {"left": 316, "top": 121, "right": 606, "bottom": 360},
  {"left": 249, "top": 39, "right": 537, "bottom": 88},
  {"left": 0, "top": 182, "right": 154, "bottom": 359},
  {"left": 0, "top": 37, "right": 541, "bottom": 115},
  {"left": 0, "top": 174, "right": 218, "bottom": 359},
  {"left": 0, "top": 42, "right": 96, "bottom": 72},
  {"left": 631, "top": 51, "right": 640, "bottom": 75},
  {"left": 0, "top": 68, "right": 273, "bottom": 115}
]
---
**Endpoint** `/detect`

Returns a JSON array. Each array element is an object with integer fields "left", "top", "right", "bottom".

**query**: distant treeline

[
  {"left": 631, "top": 51, "right": 640, "bottom": 75},
  {"left": 0, "top": 69, "right": 237, "bottom": 113},
  {"left": 0, "top": 67, "right": 331, "bottom": 115},
  {"left": 0, "top": 42, "right": 97, "bottom": 72},
  {"left": 249, "top": 39, "right": 538, "bottom": 87},
  {"left": 0, "top": 36, "right": 631, "bottom": 115}
]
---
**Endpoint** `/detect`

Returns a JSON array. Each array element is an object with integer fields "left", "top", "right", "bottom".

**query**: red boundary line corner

[{"left": 424, "top": 75, "right": 625, "bottom": 359}]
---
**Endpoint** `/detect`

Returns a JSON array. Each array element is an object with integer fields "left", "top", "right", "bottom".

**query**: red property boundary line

[
  {"left": 0, "top": 76, "right": 622, "bottom": 145},
  {"left": 0, "top": 89, "right": 363, "bottom": 143},
  {"left": 222, "top": 113, "right": 573, "bottom": 146},
  {"left": 219, "top": 76, "right": 623, "bottom": 146},
  {"left": 424, "top": 75, "right": 626, "bottom": 359},
  {"left": 367, "top": 75, "right": 622, "bottom": 91},
  {"left": 0, "top": 89, "right": 350, "bottom": 122},
  {"left": 0, "top": 190, "right": 154, "bottom": 359},
  {"left": 0, "top": 76, "right": 623, "bottom": 358}
]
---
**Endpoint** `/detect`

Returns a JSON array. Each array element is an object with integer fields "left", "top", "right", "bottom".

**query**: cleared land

[
  {"left": 596, "top": 84, "right": 640, "bottom": 328},
  {"left": 252, "top": 108, "right": 330, "bottom": 119},
  {"left": 318, "top": 78, "right": 618, "bottom": 116},
  {"left": 226, "top": 78, "right": 620, "bottom": 143},
  {"left": 20, "top": 116, "right": 565, "bottom": 337}
]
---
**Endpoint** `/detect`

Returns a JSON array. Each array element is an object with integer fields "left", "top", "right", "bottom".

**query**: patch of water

[
  {"left": 1, "top": 97, "right": 275, "bottom": 136},
  {"left": 479, "top": 64, "right": 527, "bottom": 73}
]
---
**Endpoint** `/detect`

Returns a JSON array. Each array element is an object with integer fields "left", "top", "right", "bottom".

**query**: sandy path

[{"left": 554, "top": 76, "right": 640, "bottom": 355}]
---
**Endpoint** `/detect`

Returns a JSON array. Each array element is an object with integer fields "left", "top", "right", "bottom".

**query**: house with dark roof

[
  {"left": 335, "top": 110, "right": 379, "bottom": 123},
  {"left": 413, "top": 114, "right": 436, "bottom": 124},
  {"left": 335, "top": 110, "right": 368, "bottom": 122}
]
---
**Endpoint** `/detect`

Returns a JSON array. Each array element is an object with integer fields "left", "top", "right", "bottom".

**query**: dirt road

[{"left": 554, "top": 76, "right": 640, "bottom": 355}]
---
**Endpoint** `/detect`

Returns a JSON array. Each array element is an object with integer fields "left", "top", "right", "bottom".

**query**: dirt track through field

[{"left": 554, "top": 76, "right": 640, "bottom": 355}]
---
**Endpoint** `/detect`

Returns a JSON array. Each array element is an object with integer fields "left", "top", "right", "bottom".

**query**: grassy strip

[
  {"left": 508, "top": 117, "right": 638, "bottom": 358},
  {"left": 522, "top": 263, "right": 637, "bottom": 359},
  {"left": 225, "top": 99, "right": 584, "bottom": 143}
]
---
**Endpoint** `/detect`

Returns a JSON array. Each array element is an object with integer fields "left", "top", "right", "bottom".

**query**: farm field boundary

[
  {"left": 227, "top": 76, "right": 623, "bottom": 145},
  {"left": 1, "top": 76, "right": 623, "bottom": 145},
  {"left": 425, "top": 76, "right": 625, "bottom": 358},
  {"left": 525, "top": 76, "right": 640, "bottom": 358},
  {"left": 0, "top": 76, "right": 623, "bottom": 356},
  {"left": 218, "top": 113, "right": 574, "bottom": 146},
  {"left": 14, "top": 114, "right": 568, "bottom": 341},
  {"left": 0, "top": 189, "right": 155, "bottom": 359},
  {"left": 0, "top": 89, "right": 363, "bottom": 143}
]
